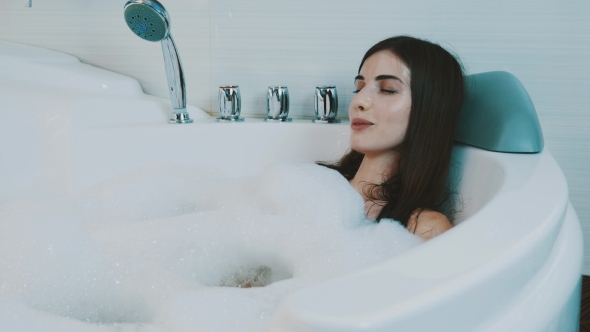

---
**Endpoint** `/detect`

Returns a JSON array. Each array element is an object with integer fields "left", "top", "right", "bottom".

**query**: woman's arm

[{"left": 407, "top": 209, "right": 452, "bottom": 241}]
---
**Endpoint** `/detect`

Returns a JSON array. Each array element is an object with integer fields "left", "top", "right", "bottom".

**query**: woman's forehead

[{"left": 359, "top": 51, "right": 411, "bottom": 83}]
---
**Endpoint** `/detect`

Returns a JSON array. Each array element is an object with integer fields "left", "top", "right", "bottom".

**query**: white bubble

[{"left": 0, "top": 162, "right": 421, "bottom": 331}]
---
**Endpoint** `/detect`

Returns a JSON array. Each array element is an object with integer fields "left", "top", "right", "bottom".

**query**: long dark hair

[{"left": 319, "top": 36, "right": 465, "bottom": 229}]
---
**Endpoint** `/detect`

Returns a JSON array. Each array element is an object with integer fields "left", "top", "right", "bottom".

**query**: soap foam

[{"left": 0, "top": 162, "right": 421, "bottom": 331}]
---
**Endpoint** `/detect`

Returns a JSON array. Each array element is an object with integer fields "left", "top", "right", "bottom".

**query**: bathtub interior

[{"left": 448, "top": 145, "right": 505, "bottom": 224}]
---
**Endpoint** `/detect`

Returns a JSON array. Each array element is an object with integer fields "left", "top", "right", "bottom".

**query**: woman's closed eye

[
  {"left": 379, "top": 81, "right": 399, "bottom": 95},
  {"left": 353, "top": 88, "right": 397, "bottom": 94},
  {"left": 353, "top": 82, "right": 364, "bottom": 94},
  {"left": 352, "top": 82, "right": 398, "bottom": 95},
  {"left": 352, "top": 80, "right": 398, "bottom": 94}
]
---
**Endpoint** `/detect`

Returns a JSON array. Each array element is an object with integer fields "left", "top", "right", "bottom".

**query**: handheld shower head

[
  {"left": 124, "top": 0, "right": 192, "bottom": 124},
  {"left": 124, "top": 0, "right": 169, "bottom": 42}
]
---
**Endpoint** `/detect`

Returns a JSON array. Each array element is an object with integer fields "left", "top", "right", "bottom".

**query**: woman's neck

[{"left": 349, "top": 150, "right": 400, "bottom": 199}]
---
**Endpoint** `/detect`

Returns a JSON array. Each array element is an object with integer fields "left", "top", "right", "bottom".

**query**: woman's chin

[{"left": 350, "top": 145, "right": 373, "bottom": 156}]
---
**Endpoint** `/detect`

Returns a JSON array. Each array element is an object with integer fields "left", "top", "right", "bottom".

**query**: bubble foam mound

[{"left": 0, "top": 162, "right": 422, "bottom": 331}]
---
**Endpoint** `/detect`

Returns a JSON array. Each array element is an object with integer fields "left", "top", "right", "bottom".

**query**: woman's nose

[{"left": 352, "top": 91, "right": 372, "bottom": 112}]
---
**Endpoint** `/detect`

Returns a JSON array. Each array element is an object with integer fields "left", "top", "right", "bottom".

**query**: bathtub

[{"left": 0, "top": 41, "right": 583, "bottom": 331}]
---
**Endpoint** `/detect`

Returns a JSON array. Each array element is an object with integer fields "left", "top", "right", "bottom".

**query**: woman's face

[{"left": 349, "top": 50, "right": 412, "bottom": 157}]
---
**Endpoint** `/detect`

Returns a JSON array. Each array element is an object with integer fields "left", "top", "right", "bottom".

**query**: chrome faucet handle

[
  {"left": 313, "top": 86, "right": 340, "bottom": 123},
  {"left": 265, "top": 86, "right": 292, "bottom": 122},
  {"left": 217, "top": 85, "right": 244, "bottom": 122}
]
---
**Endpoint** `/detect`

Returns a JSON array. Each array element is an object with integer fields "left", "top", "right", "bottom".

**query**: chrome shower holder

[{"left": 124, "top": 0, "right": 193, "bottom": 124}]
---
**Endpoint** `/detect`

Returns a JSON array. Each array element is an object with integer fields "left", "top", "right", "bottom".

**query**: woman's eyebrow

[
  {"left": 375, "top": 74, "right": 405, "bottom": 85},
  {"left": 354, "top": 74, "right": 406, "bottom": 85}
]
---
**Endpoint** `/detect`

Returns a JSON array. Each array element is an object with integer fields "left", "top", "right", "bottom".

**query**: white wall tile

[{"left": 0, "top": 0, "right": 211, "bottom": 111}]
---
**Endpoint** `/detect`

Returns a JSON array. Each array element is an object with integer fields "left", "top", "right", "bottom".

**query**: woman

[{"left": 320, "top": 36, "right": 465, "bottom": 241}]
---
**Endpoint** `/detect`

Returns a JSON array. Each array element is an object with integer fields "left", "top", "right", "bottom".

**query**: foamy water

[{"left": 0, "top": 162, "right": 421, "bottom": 331}]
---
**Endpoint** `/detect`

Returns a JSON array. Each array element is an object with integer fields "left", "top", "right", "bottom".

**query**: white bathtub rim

[
  {"left": 265, "top": 148, "right": 571, "bottom": 330},
  {"left": 5, "top": 109, "right": 567, "bottom": 330},
  {"left": 477, "top": 202, "right": 583, "bottom": 332},
  {"left": 265, "top": 200, "right": 579, "bottom": 332},
  {"left": 7, "top": 112, "right": 571, "bottom": 330},
  {"left": 0, "top": 40, "right": 144, "bottom": 97},
  {"left": 371, "top": 148, "right": 568, "bottom": 279}
]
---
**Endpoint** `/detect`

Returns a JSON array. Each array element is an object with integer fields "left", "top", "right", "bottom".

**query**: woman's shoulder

[{"left": 407, "top": 209, "right": 452, "bottom": 241}]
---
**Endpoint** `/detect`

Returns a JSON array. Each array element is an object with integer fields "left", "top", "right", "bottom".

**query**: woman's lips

[{"left": 351, "top": 118, "right": 374, "bottom": 130}]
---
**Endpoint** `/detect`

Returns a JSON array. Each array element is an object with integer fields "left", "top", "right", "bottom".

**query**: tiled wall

[
  {"left": 0, "top": 0, "right": 211, "bottom": 110},
  {"left": 1, "top": 0, "right": 589, "bottom": 272}
]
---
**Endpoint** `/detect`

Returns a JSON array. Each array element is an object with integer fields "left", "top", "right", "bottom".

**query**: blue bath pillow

[{"left": 455, "top": 71, "right": 544, "bottom": 153}]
